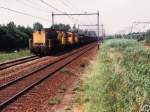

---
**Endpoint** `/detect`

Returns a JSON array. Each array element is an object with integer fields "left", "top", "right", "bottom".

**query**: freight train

[{"left": 29, "top": 28, "right": 97, "bottom": 55}]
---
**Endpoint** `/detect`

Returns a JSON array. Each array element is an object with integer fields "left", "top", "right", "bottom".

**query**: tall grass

[
  {"left": 0, "top": 50, "right": 32, "bottom": 63},
  {"left": 145, "top": 35, "right": 150, "bottom": 43},
  {"left": 81, "top": 39, "right": 150, "bottom": 112}
]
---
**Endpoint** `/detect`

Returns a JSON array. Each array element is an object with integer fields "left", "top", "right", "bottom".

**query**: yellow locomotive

[{"left": 29, "top": 28, "right": 97, "bottom": 55}]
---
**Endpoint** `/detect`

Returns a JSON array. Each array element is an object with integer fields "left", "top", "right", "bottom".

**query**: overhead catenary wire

[
  {"left": 25, "top": 0, "right": 42, "bottom": 7},
  {"left": 16, "top": 0, "right": 78, "bottom": 24},
  {"left": 60, "top": 0, "right": 87, "bottom": 24},
  {"left": 0, "top": 6, "right": 50, "bottom": 22},
  {"left": 16, "top": 0, "right": 52, "bottom": 13},
  {"left": 63, "top": 0, "right": 81, "bottom": 12},
  {"left": 37, "top": 0, "right": 83, "bottom": 27},
  {"left": 39, "top": 0, "right": 80, "bottom": 25},
  {"left": 59, "top": 0, "right": 76, "bottom": 12},
  {"left": 40, "top": 0, "right": 83, "bottom": 25},
  {"left": 42, "top": 0, "right": 80, "bottom": 25},
  {"left": 63, "top": 0, "right": 93, "bottom": 25},
  {"left": 58, "top": 3, "right": 82, "bottom": 25},
  {"left": 39, "top": 0, "right": 64, "bottom": 13},
  {"left": 39, "top": 0, "right": 78, "bottom": 24}
]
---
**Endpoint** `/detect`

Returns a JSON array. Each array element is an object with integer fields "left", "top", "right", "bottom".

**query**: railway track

[
  {"left": 0, "top": 56, "right": 40, "bottom": 70},
  {"left": 0, "top": 43, "right": 97, "bottom": 110}
]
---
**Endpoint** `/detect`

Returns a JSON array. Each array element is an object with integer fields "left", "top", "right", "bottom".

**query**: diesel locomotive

[{"left": 29, "top": 28, "right": 97, "bottom": 55}]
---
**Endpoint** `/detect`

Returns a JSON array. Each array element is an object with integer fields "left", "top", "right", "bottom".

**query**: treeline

[
  {"left": 0, "top": 22, "right": 97, "bottom": 51},
  {"left": 51, "top": 24, "right": 97, "bottom": 37},
  {"left": 107, "top": 30, "right": 150, "bottom": 43},
  {"left": 0, "top": 22, "right": 32, "bottom": 51}
]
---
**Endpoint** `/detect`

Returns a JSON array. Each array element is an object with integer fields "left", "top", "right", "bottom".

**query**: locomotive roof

[{"left": 34, "top": 28, "right": 78, "bottom": 34}]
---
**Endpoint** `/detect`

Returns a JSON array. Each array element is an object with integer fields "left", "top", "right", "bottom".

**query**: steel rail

[
  {"left": 0, "top": 56, "right": 40, "bottom": 70},
  {"left": 0, "top": 43, "right": 94, "bottom": 89},
  {"left": 0, "top": 43, "right": 97, "bottom": 110}
]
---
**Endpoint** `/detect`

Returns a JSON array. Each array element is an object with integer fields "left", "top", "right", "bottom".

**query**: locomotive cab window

[{"left": 38, "top": 29, "right": 41, "bottom": 34}]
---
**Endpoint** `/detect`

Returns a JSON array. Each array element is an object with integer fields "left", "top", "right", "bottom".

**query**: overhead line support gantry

[{"left": 52, "top": 11, "right": 101, "bottom": 44}]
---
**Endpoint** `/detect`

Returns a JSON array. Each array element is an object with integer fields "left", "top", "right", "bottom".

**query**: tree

[
  {"left": 51, "top": 23, "right": 71, "bottom": 32},
  {"left": 33, "top": 22, "right": 43, "bottom": 31},
  {"left": 0, "top": 22, "right": 33, "bottom": 51},
  {"left": 72, "top": 24, "right": 78, "bottom": 32},
  {"left": 88, "top": 31, "right": 97, "bottom": 37}
]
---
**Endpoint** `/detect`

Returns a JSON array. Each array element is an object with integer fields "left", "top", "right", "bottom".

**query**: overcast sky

[{"left": 0, "top": 0, "right": 150, "bottom": 34}]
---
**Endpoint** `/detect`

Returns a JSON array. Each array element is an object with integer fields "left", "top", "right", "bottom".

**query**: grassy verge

[
  {"left": 78, "top": 39, "right": 150, "bottom": 112},
  {"left": 0, "top": 50, "right": 32, "bottom": 63}
]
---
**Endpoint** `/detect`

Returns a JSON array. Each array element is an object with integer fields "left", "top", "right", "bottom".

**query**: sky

[{"left": 0, "top": 0, "right": 150, "bottom": 35}]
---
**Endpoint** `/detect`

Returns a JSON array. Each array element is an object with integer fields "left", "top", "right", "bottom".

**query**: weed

[
  {"left": 65, "top": 106, "right": 72, "bottom": 110},
  {"left": 72, "top": 84, "right": 84, "bottom": 92},
  {"left": 48, "top": 96, "right": 62, "bottom": 105},
  {"left": 58, "top": 85, "right": 67, "bottom": 93},
  {"left": 60, "top": 68, "right": 76, "bottom": 76},
  {"left": 79, "top": 39, "right": 150, "bottom": 112}
]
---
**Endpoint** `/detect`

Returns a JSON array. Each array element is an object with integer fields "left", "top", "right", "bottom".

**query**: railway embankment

[{"left": 74, "top": 39, "right": 150, "bottom": 112}]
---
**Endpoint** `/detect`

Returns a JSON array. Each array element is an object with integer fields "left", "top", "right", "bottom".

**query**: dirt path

[{"left": 145, "top": 43, "right": 150, "bottom": 48}]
